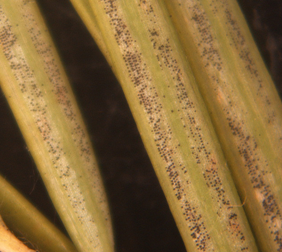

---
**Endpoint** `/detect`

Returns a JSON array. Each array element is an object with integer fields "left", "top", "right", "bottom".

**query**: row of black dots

[
  {"left": 179, "top": 1, "right": 257, "bottom": 249},
  {"left": 121, "top": 0, "right": 193, "bottom": 214},
  {"left": 181, "top": 200, "right": 211, "bottom": 251},
  {"left": 225, "top": 108, "right": 282, "bottom": 247},
  {"left": 102, "top": 2, "right": 214, "bottom": 250},
  {"left": 23, "top": 9, "right": 79, "bottom": 126},
  {"left": 189, "top": 2, "right": 274, "bottom": 219},
  {"left": 136, "top": 2, "right": 215, "bottom": 250},
  {"left": 223, "top": 3, "right": 274, "bottom": 113},
  {"left": 0, "top": 8, "right": 81, "bottom": 199},
  {"left": 189, "top": 2, "right": 223, "bottom": 71},
  {"left": 0, "top": 9, "right": 54, "bottom": 141},
  {"left": 23, "top": 7, "right": 98, "bottom": 180}
]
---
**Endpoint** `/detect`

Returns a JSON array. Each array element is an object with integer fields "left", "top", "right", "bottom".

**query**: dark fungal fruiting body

[
  {"left": 164, "top": 0, "right": 282, "bottom": 251},
  {"left": 0, "top": 1, "right": 113, "bottom": 252},
  {"left": 86, "top": 0, "right": 258, "bottom": 251}
]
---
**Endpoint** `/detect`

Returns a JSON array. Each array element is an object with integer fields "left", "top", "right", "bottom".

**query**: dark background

[{"left": 0, "top": 1, "right": 281, "bottom": 251}]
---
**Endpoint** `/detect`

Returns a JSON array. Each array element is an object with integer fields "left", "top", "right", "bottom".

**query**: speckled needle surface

[{"left": 0, "top": 1, "right": 281, "bottom": 251}]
